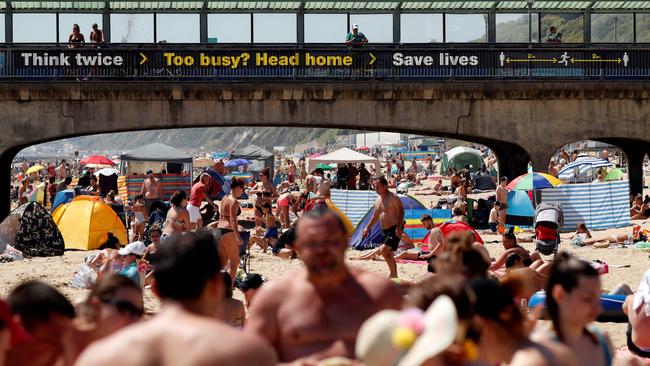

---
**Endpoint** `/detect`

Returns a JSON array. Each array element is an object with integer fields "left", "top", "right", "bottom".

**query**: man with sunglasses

[{"left": 77, "top": 231, "right": 276, "bottom": 366}]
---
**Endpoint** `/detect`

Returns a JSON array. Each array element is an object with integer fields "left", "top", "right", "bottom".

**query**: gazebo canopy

[
  {"left": 309, "top": 148, "right": 380, "bottom": 173},
  {"left": 120, "top": 143, "right": 192, "bottom": 163}
]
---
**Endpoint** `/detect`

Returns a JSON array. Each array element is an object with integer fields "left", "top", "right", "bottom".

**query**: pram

[
  {"left": 142, "top": 201, "right": 169, "bottom": 245},
  {"left": 533, "top": 203, "right": 563, "bottom": 256}
]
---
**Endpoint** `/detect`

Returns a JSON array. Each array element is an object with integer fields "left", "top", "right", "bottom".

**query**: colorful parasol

[
  {"left": 81, "top": 155, "right": 116, "bottom": 166},
  {"left": 25, "top": 165, "right": 45, "bottom": 175},
  {"left": 506, "top": 172, "right": 562, "bottom": 191}
]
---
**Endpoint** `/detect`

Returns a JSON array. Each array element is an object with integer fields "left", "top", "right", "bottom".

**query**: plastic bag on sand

[
  {"left": 0, "top": 245, "right": 23, "bottom": 262},
  {"left": 70, "top": 264, "right": 97, "bottom": 289}
]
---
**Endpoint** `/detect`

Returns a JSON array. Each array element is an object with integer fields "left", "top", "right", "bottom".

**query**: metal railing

[{"left": 0, "top": 43, "right": 648, "bottom": 81}]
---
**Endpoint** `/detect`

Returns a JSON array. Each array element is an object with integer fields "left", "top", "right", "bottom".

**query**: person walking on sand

[{"left": 361, "top": 177, "right": 404, "bottom": 278}]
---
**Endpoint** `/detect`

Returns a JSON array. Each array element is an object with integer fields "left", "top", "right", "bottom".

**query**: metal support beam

[
  {"left": 55, "top": 12, "right": 60, "bottom": 44},
  {"left": 153, "top": 12, "right": 157, "bottom": 43},
  {"left": 297, "top": 1, "right": 304, "bottom": 43},
  {"left": 199, "top": 2, "right": 208, "bottom": 43},
  {"left": 103, "top": 1, "right": 110, "bottom": 43},
  {"left": 488, "top": 5, "right": 496, "bottom": 43},
  {"left": 4, "top": 2, "right": 12, "bottom": 43},
  {"left": 393, "top": 2, "right": 401, "bottom": 43}
]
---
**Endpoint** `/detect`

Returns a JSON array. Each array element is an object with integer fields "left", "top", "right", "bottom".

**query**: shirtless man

[
  {"left": 496, "top": 176, "right": 509, "bottom": 231},
  {"left": 394, "top": 214, "right": 445, "bottom": 261},
  {"left": 76, "top": 231, "right": 276, "bottom": 366},
  {"left": 245, "top": 209, "right": 402, "bottom": 364},
  {"left": 56, "top": 159, "right": 67, "bottom": 180},
  {"left": 140, "top": 169, "right": 162, "bottom": 217},
  {"left": 362, "top": 177, "right": 405, "bottom": 278}
]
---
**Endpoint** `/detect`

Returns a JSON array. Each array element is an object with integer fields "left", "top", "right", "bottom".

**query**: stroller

[
  {"left": 142, "top": 201, "right": 169, "bottom": 245},
  {"left": 533, "top": 203, "right": 563, "bottom": 256}
]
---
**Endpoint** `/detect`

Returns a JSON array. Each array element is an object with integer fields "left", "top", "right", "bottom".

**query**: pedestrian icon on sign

[
  {"left": 623, "top": 52, "right": 629, "bottom": 67},
  {"left": 499, "top": 52, "right": 505, "bottom": 67},
  {"left": 558, "top": 52, "right": 570, "bottom": 66}
]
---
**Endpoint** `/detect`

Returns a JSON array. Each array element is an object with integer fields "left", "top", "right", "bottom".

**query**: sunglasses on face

[{"left": 103, "top": 299, "right": 144, "bottom": 319}]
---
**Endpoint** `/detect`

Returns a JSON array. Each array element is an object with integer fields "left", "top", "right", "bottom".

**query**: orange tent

[{"left": 52, "top": 196, "right": 127, "bottom": 250}]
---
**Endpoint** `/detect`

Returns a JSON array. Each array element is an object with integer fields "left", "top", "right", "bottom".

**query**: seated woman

[
  {"left": 631, "top": 195, "right": 650, "bottom": 220},
  {"left": 88, "top": 233, "right": 123, "bottom": 276}
]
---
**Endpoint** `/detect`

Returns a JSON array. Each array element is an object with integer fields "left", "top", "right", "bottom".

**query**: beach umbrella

[
  {"left": 357, "top": 146, "right": 369, "bottom": 151},
  {"left": 604, "top": 168, "right": 625, "bottom": 182},
  {"left": 558, "top": 158, "right": 612, "bottom": 181},
  {"left": 224, "top": 158, "right": 252, "bottom": 168},
  {"left": 315, "top": 163, "right": 334, "bottom": 171},
  {"left": 81, "top": 155, "right": 116, "bottom": 166},
  {"left": 506, "top": 172, "right": 562, "bottom": 191},
  {"left": 25, "top": 165, "right": 45, "bottom": 175}
]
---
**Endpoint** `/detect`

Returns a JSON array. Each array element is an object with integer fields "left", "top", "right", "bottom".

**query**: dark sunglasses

[{"left": 103, "top": 299, "right": 144, "bottom": 318}]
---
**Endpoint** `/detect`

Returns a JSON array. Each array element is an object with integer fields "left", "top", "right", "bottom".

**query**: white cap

[
  {"left": 352, "top": 24, "right": 359, "bottom": 29},
  {"left": 119, "top": 241, "right": 146, "bottom": 256}
]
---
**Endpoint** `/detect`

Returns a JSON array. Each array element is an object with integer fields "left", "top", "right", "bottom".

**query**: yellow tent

[{"left": 52, "top": 196, "right": 128, "bottom": 250}]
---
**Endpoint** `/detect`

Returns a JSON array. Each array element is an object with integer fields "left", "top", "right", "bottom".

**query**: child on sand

[{"left": 249, "top": 203, "right": 278, "bottom": 252}]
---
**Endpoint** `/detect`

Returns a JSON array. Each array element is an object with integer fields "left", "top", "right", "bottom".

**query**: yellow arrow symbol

[
  {"left": 139, "top": 52, "right": 148, "bottom": 65},
  {"left": 571, "top": 58, "right": 621, "bottom": 63},
  {"left": 507, "top": 58, "right": 557, "bottom": 63},
  {"left": 369, "top": 52, "right": 376, "bottom": 66}
]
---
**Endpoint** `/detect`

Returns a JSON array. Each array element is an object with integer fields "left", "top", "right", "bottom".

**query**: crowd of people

[{"left": 1, "top": 205, "right": 650, "bottom": 365}]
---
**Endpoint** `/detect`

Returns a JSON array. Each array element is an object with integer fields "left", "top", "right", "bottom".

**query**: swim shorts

[
  {"left": 278, "top": 197, "right": 290, "bottom": 207},
  {"left": 264, "top": 226, "right": 279, "bottom": 239},
  {"left": 382, "top": 226, "right": 400, "bottom": 252}
]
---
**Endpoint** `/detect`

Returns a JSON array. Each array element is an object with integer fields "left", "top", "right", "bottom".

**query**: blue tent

[
  {"left": 506, "top": 190, "right": 534, "bottom": 227},
  {"left": 51, "top": 189, "right": 75, "bottom": 213},
  {"left": 349, "top": 195, "right": 426, "bottom": 250}
]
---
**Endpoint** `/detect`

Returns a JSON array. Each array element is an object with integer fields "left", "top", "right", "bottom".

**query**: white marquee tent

[{"left": 308, "top": 148, "right": 381, "bottom": 173}]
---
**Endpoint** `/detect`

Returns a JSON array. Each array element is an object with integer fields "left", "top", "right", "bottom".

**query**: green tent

[{"left": 442, "top": 147, "right": 483, "bottom": 173}]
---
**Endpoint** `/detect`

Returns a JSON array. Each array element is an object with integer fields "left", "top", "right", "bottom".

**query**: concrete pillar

[
  {"left": 527, "top": 145, "right": 558, "bottom": 173},
  {"left": 627, "top": 152, "right": 645, "bottom": 196},
  {"left": 490, "top": 143, "right": 530, "bottom": 181},
  {"left": 0, "top": 146, "right": 20, "bottom": 219}
]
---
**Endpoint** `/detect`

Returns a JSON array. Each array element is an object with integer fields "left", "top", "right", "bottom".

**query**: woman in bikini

[
  {"left": 250, "top": 168, "right": 278, "bottom": 226},
  {"left": 276, "top": 191, "right": 303, "bottom": 229},
  {"left": 214, "top": 178, "right": 246, "bottom": 285},
  {"left": 161, "top": 191, "right": 190, "bottom": 240}
]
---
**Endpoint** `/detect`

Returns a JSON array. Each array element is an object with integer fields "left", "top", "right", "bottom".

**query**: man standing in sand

[
  {"left": 245, "top": 209, "right": 402, "bottom": 364},
  {"left": 140, "top": 170, "right": 162, "bottom": 216},
  {"left": 496, "top": 176, "right": 509, "bottom": 232},
  {"left": 362, "top": 177, "right": 404, "bottom": 278},
  {"left": 77, "top": 231, "right": 276, "bottom": 366}
]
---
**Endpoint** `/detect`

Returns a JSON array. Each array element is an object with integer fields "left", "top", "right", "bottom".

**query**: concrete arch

[{"left": 1, "top": 80, "right": 650, "bottom": 215}]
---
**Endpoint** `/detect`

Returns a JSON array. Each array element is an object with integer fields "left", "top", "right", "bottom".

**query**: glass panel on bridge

[
  {"left": 349, "top": 14, "right": 393, "bottom": 43},
  {"left": 13, "top": 13, "right": 56, "bottom": 42},
  {"left": 111, "top": 13, "right": 154, "bottom": 43},
  {"left": 591, "top": 13, "right": 633, "bottom": 43},
  {"left": 57, "top": 13, "right": 102, "bottom": 43},
  {"left": 400, "top": 13, "right": 443, "bottom": 43},
  {"left": 637, "top": 13, "right": 650, "bottom": 43},
  {"left": 207, "top": 13, "right": 251, "bottom": 43},
  {"left": 304, "top": 13, "right": 347, "bottom": 43},
  {"left": 496, "top": 13, "right": 539, "bottom": 43},
  {"left": 0, "top": 14, "right": 4, "bottom": 42},
  {"left": 157, "top": 13, "right": 200, "bottom": 43},
  {"left": 540, "top": 13, "right": 584, "bottom": 43},
  {"left": 253, "top": 13, "right": 297, "bottom": 43},
  {"left": 445, "top": 13, "right": 487, "bottom": 42}
]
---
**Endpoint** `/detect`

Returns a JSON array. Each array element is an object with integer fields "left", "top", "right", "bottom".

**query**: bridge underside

[{"left": 1, "top": 81, "right": 649, "bottom": 216}]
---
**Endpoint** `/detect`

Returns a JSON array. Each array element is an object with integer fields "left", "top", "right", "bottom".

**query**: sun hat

[
  {"left": 118, "top": 241, "right": 146, "bottom": 256},
  {"left": 356, "top": 295, "right": 458, "bottom": 366}
]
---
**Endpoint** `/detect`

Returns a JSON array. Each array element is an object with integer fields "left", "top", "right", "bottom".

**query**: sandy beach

[{"left": 0, "top": 210, "right": 646, "bottom": 349}]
